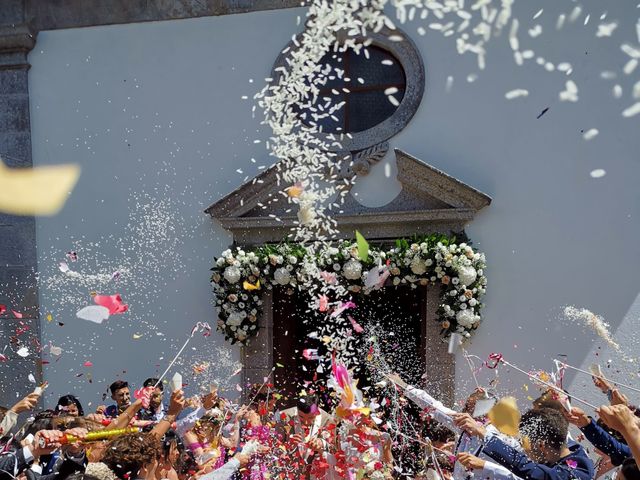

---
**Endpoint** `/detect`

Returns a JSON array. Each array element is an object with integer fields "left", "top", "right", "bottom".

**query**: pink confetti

[
  {"left": 12, "top": 310, "right": 23, "bottom": 319},
  {"left": 134, "top": 386, "right": 154, "bottom": 409},
  {"left": 330, "top": 301, "right": 356, "bottom": 318},
  {"left": 319, "top": 271, "right": 337, "bottom": 284},
  {"left": 93, "top": 294, "right": 128, "bottom": 315},
  {"left": 83, "top": 361, "right": 93, "bottom": 367},
  {"left": 303, "top": 348, "right": 320, "bottom": 360},
  {"left": 236, "top": 384, "right": 243, "bottom": 392},
  {"left": 0, "top": 305, "right": 6, "bottom": 315},
  {"left": 348, "top": 315, "right": 364, "bottom": 333},
  {"left": 318, "top": 294, "right": 329, "bottom": 312}
]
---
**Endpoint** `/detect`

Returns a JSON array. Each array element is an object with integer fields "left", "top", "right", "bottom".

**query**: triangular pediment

[{"left": 205, "top": 149, "right": 491, "bottom": 244}]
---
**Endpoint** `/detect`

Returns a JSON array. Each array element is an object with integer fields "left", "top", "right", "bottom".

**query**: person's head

[
  {"left": 423, "top": 419, "right": 455, "bottom": 449},
  {"left": 16, "top": 410, "right": 55, "bottom": 441},
  {"left": 519, "top": 408, "right": 568, "bottom": 463},
  {"left": 532, "top": 389, "right": 570, "bottom": 414},
  {"left": 56, "top": 395, "right": 84, "bottom": 417},
  {"left": 297, "top": 394, "right": 320, "bottom": 427},
  {"left": 101, "top": 432, "right": 160, "bottom": 479},
  {"left": 109, "top": 380, "right": 130, "bottom": 407},
  {"left": 250, "top": 383, "right": 279, "bottom": 416},
  {"left": 619, "top": 458, "right": 640, "bottom": 480},
  {"left": 63, "top": 474, "right": 101, "bottom": 480},
  {"left": 463, "top": 388, "right": 491, "bottom": 415},
  {"left": 193, "top": 410, "right": 223, "bottom": 442},
  {"left": 143, "top": 378, "right": 163, "bottom": 411}
]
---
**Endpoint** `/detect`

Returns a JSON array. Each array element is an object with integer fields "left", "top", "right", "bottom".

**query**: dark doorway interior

[{"left": 272, "top": 285, "right": 428, "bottom": 402}]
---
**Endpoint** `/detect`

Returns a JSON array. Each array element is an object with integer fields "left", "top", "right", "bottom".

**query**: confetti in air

[{"left": 564, "top": 306, "right": 620, "bottom": 351}]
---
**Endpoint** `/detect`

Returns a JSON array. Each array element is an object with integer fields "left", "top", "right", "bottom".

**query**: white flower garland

[{"left": 211, "top": 236, "right": 487, "bottom": 344}]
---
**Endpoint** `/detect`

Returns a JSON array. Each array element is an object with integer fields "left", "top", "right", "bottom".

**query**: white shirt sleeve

[
  {"left": 480, "top": 460, "right": 523, "bottom": 480},
  {"left": 197, "top": 458, "right": 240, "bottom": 480},
  {"left": 405, "top": 385, "right": 459, "bottom": 432},
  {"left": 175, "top": 407, "right": 206, "bottom": 437},
  {"left": 0, "top": 410, "right": 18, "bottom": 435}
]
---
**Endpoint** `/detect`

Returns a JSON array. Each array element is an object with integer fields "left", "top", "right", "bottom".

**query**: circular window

[
  {"left": 305, "top": 45, "right": 406, "bottom": 134},
  {"left": 272, "top": 26, "right": 425, "bottom": 152}
]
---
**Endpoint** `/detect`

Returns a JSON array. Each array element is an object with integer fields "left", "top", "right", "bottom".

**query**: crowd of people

[{"left": 0, "top": 367, "right": 639, "bottom": 480}]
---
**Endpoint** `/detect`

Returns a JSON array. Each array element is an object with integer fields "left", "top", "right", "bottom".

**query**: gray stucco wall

[{"left": 28, "top": 2, "right": 640, "bottom": 410}]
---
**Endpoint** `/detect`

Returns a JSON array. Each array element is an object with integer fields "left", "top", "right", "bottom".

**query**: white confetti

[
  {"left": 384, "top": 87, "right": 399, "bottom": 96},
  {"left": 559, "top": 80, "right": 579, "bottom": 102},
  {"left": 623, "top": 59, "right": 638, "bottom": 75},
  {"left": 445, "top": 75, "right": 454, "bottom": 93},
  {"left": 528, "top": 25, "right": 542, "bottom": 38},
  {"left": 622, "top": 102, "right": 640, "bottom": 118},
  {"left": 28, "top": 374, "right": 36, "bottom": 383},
  {"left": 590, "top": 169, "right": 607, "bottom": 178},
  {"left": 613, "top": 85, "right": 623, "bottom": 99},
  {"left": 582, "top": 128, "right": 599, "bottom": 141},
  {"left": 505, "top": 89, "right": 529, "bottom": 100},
  {"left": 596, "top": 22, "right": 618, "bottom": 37},
  {"left": 17, "top": 347, "right": 29, "bottom": 358}
]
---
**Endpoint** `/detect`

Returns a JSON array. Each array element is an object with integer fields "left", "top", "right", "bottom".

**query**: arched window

[
  {"left": 272, "top": 26, "right": 425, "bottom": 152},
  {"left": 308, "top": 45, "right": 406, "bottom": 134}
]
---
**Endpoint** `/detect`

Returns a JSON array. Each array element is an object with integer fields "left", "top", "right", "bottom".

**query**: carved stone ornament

[{"left": 205, "top": 148, "right": 491, "bottom": 244}]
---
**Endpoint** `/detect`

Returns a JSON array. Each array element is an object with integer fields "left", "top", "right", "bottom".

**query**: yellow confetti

[
  {"left": 321, "top": 336, "right": 332, "bottom": 344},
  {"left": 488, "top": 396, "right": 521, "bottom": 436},
  {"left": 276, "top": 362, "right": 284, "bottom": 368},
  {"left": 132, "top": 333, "right": 142, "bottom": 339},
  {"left": 286, "top": 184, "right": 303, "bottom": 198},
  {"left": 243, "top": 279, "right": 261, "bottom": 291},
  {"left": 46, "top": 313, "right": 53, "bottom": 322},
  {"left": 0, "top": 159, "right": 80, "bottom": 216}
]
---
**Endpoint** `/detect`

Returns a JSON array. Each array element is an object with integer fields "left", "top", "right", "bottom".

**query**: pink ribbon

[{"left": 485, "top": 353, "right": 503, "bottom": 369}]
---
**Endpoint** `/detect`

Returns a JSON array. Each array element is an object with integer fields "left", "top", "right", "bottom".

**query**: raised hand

[{"left": 452, "top": 412, "right": 486, "bottom": 438}]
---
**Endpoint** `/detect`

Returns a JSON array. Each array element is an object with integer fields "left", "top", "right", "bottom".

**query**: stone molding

[
  {"left": 0, "top": 24, "right": 36, "bottom": 69},
  {"left": 26, "top": 0, "right": 304, "bottom": 32},
  {"left": 205, "top": 148, "right": 491, "bottom": 244},
  {"left": 0, "top": 6, "right": 41, "bottom": 408}
]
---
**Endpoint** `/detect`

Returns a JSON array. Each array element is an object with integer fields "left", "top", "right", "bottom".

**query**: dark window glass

[{"left": 302, "top": 45, "right": 406, "bottom": 134}]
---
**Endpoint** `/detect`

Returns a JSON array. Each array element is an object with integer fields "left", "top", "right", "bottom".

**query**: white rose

[
  {"left": 452, "top": 277, "right": 459, "bottom": 285},
  {"left": 226, "top": 312, "right": 243, "bottom": 327},
  {"left": 425, "top": 259, "right": 433, "bottom": 266},
  {"left": 410, "top": 258, "right": 427, "bottom": 275},
  {"left": 469, "top": 298, "right": 477, "bottom": 307},
  {"left": 274, "top": 267, "right": 291, "bottom": 285},
  {"left": 288, "top": 255, "right": 297, "bottom": 264},
  {"left": 456, "top": 309, "right": 475, "bottom": 328},
  {"left": 343, "top": 259, "right": 362, "bottom": 280},
  {"left": 216, "top": 258, "right": 225, "bottom": 267},
  {"left": 392, "top": 277, "right": 401, "bottom": 286},
  {"left": 457, "top": 265, "right": 477, "bottom": 286},
  {"left": 223, "top": 266, "right": 241, "bottom": 284}
]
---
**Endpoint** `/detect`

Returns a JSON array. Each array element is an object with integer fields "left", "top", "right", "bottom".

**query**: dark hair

[
  {"left": 56, "top": 394, "right": 85, "bottom": 416},
  {"left": 66, "top": 474, "right": 103, "bottom": 480},
  {"left": 423, "top": 419, "right": 455, "bottom": 444},
  {"left": 532, "top": 390, "right": 571, "bottom": 414},
  {"left": 519, "top": 408, "right": 568, "bottom": 452},
  {"left": 16, "top": 410, "right": 56, "bottom": 440},
  {"left": 621, "top": 458, "right": 640, "bottom": 480},
  {"left": 297, "top": 394, "right": 320, "bottom": 414},
  {"left": 109, "top": 380, "right": 129, "bottom": 395},
  {"left": 143, "top": 378, "right": 163, "bottom": 391},
  {"left": 102, "top": 432, "right": 160, "bottom": 479}
]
